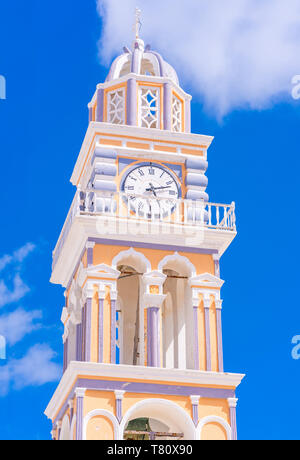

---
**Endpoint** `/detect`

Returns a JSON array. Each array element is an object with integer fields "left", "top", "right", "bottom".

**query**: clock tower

[{"left": 45, "top": 18, "right": 244, "bottom": 441}]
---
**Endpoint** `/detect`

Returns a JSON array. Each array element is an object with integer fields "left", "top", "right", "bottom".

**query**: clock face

[{"left": 122, "top": 164, "right": 180, "bottom": 218}]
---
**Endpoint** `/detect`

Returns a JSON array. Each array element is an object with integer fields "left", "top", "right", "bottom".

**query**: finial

[{"left": 134, "top": 7, "right": 142, "bottom": 40}]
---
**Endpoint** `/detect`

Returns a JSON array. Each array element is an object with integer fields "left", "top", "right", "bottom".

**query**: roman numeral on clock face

[{"left": 123, "top": 164, "right": 180, "bottom": 217}]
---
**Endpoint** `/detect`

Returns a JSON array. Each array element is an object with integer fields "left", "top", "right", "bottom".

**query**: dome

[{"left": 106, "top": 39, "right": 179, "bottom": 86}]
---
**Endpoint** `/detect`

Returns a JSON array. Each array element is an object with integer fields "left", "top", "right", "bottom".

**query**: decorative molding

[
  {"left": 83, "top": 409, "right": 119, "bottom": 440},
  {"left": 119, "top": 398, "right": 196, "bottom": 440},
  {"left": 189, "top": 272, "right": 224, "bottom": 289},
  {"left": 227, "top": 397, "right": 238, "bottom": 408},
  {"left": 114, "top": 390, "right": 126, "bottom": 400},
  {"left": 190, "top": 395, "right": 201, "bottom": 406},
  {"left": 197, "top": 416, "right": 231, "bottom": 441},
  {"left": 158, "top": 252, "right": 196, "bottom": 277},
  {"left": 45, "top": 362, "right": 245, "bottom": 422},
  {"left": 75, "top": 387, "right": 86, "bottom": 398},
  {"left": 112, "top": 247, "right": 151, "bottom": 273}
]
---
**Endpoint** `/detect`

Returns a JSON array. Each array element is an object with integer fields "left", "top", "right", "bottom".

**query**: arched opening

[
  {"left": 117, "top": 264, "right": 142, "bottom": 365},
  {"left": 113, "top": 249, "right": 151, "bottom": 366},
  {"left": 121, "top": 399, "right": 195, "bottom": 440},
  {"left": 124, "top": 417, "right": 181, "bottom": 440},
  {"left": 140, "top": 59, "right": 156, "bottom": 76},
  {"left": 160, "top": 256, "right": 194, "bottom": 370}
]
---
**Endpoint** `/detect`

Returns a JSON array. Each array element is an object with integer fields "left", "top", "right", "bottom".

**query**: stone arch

[
  {"left": 141, "top": 53, "right": 161, "bottom": 76},
  {"left": 197, "top": 416, "right": 231, "bottom": 441},
  {"left": 112, "top": 247, "right": 151, "bottom": 273},
  {"left": 107, "top": 54, "right": 131, "bottom": 81},
  {"left": 83, "top": 409, "right": 119, "bottom": 440},
  {"left": 120, "top": 398, "right": 196, "bottom": 440},
  {"left": 158, "top": 252, "right": 196, "bottom": 277}
]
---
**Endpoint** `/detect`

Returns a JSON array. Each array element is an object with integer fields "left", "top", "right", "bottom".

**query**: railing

[{"left": 52, "top": 190, "right": 236, "bottom": 270}]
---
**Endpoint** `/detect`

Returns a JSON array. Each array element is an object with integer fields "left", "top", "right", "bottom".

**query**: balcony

[{"left": 52, "top": 190, "right": 236, "bottom": 272}]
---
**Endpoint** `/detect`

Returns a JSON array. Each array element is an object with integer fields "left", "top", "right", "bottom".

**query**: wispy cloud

[
  {"left": 0, "top": 243, "right": 36, "bottom": 308},
  {"left": 0, "top": 344, "right": 61, "bottom": 396},
  {"left": 97, "top": 0, "right": 300, "bottom": 117},
  {"left": 0, "top": 308, "right": 42, "bottom": 346},
  {"left": 0, "top": 275, "right": 30, "bottom": 308},
  {"left": 0, "top": 243, "right": 35, "bottom": 273}
]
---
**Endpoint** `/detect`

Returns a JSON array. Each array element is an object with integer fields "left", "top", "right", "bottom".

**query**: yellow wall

[
  {"left": 84, "top": 390, "right": 115, "bottom": 417},
  {"left": 198, "top": 398, "right": 230, "bottom": 424},
  {"left": 201, "top": 422, "right": 227, "bottom": 441},
  {"left": 93, "top": 243, "right": 214, "bottom": 274},
  {"left": 86, "top": 415, "right": 114, "bottom": 440}
]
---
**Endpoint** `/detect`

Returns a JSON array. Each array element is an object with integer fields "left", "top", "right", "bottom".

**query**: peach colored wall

[
  {"left": 84, "top": 390, "right": 115, "bottom": 417},
  {"left": 198, "top": 398, "right": 230, "bottom": 424},
  {"left": 122, "top": 393, "right": 192, "bottom": 419},
  {"left": 93, "top": 244, "right": 214, "bottom": 274},
  {"left": 201, "top": 422, "right": 227, "bottom": 441},
  {"left": 86, "top": 415, "right": 114, "bottom": 440}
]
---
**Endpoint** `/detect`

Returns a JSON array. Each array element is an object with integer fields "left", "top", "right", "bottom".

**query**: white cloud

[
  {"left": 0, "top": 344, "right": 61, "bottom": 396},
  {"left": 97, "top": 0, "right": 300, "bottom": 116},
  {"left": 0, "top": 243, "right": 36, "bottom": 308},
  {"left": 0, "top": 308, "right": 42, "bottom": 346},
  {"left": 0, "top": 274, "right": 30, "bottom": 308},
  {"left": 0, "top": 243, "right": 35, "bottom": 272},
  {"left": 13, "top": 243, "right": 36, "bottom": 263}
]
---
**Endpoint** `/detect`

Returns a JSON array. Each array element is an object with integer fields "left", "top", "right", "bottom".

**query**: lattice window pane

[
  {"left": 139, "top": 87, "right": 160, "bottom": 129},
  {"left": 172, "top": 95, "right": 182, "bottom": 132},
  {"left": 107, "top": 89, "right": 125, "bottom": 125}
]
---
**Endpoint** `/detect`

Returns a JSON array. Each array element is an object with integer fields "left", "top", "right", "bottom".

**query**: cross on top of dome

[{"left": 134, "top": 7, "right": 142, "bottom": 40}]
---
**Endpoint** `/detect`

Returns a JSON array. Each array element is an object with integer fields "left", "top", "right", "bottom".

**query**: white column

[
  {"left": 190, "top": 395, "right": 201, "bottom": 426},
  {"left": 143, "top": 272, "right": 167, "bottom": 368},
  {"left": 227, "top": 398, "right": 238, "bottom": 440},
  {"left": 115, "top": 390, "right": 125, "bottom": 423},
  {"left": 75, "top": 388, "right": 86, "bottom": 440},
  {"left": 203, "top": 294, "right": 212, "bottom": 371},
  {"left": 82, "top": 284, "right": 94, "bottom": 362},
  {"left": 215, "top": 299, "right": 224, "bottom": 372}
]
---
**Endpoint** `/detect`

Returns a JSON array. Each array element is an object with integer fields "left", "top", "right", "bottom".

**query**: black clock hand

[
  {"left": 148, "top": 183, "right": 157, "bottom": 197},
  {"left": 145, "top": 186, "right": 171, "bottom": 192}
]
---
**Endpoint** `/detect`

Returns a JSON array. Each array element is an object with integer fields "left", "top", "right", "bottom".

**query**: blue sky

[{"left": 0, "top": 1, "right": 300, "bottom": 440}]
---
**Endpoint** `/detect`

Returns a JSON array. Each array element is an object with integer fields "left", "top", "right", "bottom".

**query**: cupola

[{"left": 88, "top": 19, "right": 192, "bottom": 133}]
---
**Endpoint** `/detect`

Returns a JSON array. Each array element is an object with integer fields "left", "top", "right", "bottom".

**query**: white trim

[
  {"left": 158, "top": 252, "right": 196, "bottom": 277},
  {"left": 197, "top": 416, "right": 231, "bottom": 441},
  {"left": 71, "top": 122, "right": 213, "bottom": 187},
  {"left": 120, "top": 398, "right": 196, "bottom": 440},
  {"left": 190, "top": 395, "right": 201, "bottom": 405},
  {"left": 75, "top": 387, "right": 86, "bottom": 398},
  {"left": 83, "top": 409, "right": 120, "bottom": 440},
  {"left": 114, "top": 390, "right": 126, "bottom": 400},
  {"left": 112, "top": 247, "right": 151, "bottom": 273},
  {"left": 44, "top": 361, "right": 245, "bottom": 421},
  {"left": 227, "top": 397, "right": 238, "bottom": 408},
  {"left": 189, "top": 272, "right": 224, "bottom": 289}
]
